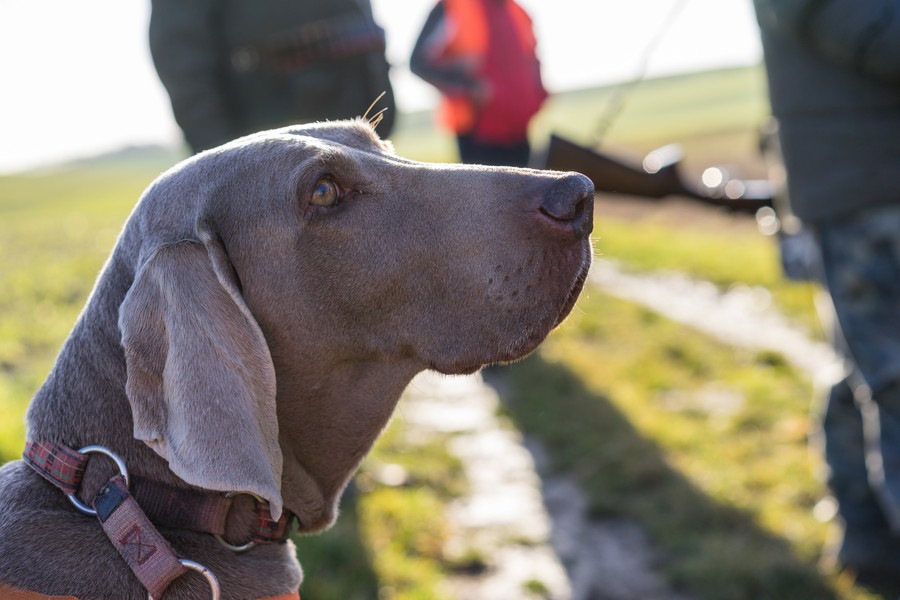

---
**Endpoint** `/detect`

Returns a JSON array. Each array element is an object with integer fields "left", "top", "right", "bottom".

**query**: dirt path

[
  {"left": 401, "top": 371, "right": 573, "bottom": 599},
  {"left": 400, "top": 367, "right": 697, "bottom": 600},
  {"left": 589, "top": 260, "right": 842, "bottom": 380}
]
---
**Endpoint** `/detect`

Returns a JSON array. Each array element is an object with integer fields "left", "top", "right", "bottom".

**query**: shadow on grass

[
  {"left": 294, "top": 486, "right": 379, "bottom": 600},
  {"left": 493, "top": 354, "right": 839, "bottom": 600}
]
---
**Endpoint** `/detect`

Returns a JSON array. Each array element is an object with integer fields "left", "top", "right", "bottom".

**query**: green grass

[
  {"left": 297, "top": 417, "right": 466, "bottom": 599},
  {"left": 0, "top": 165, "right": 157, "bottom": 462},
  {"left": 292, "top": 494, "right": 380, "bottom": 600},
  {"left": 355, "top": 418, "right": 464, "bottom": 600},
  {"left": 500, "top": 293, "right": 874, "bottom": 600},
  {"left": 595, "top": 213, "right": 821, "bottom": 334}
]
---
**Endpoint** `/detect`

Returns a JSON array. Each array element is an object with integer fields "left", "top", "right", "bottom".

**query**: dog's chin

[
  {"left": 428, "top": 327, "right": 545, "bottom": 375},
  {"left": 552, "top": 256, "right": 590, "bottom": 327},
  {"left": 433, "top": 256, "right": 591, "bottom": 376},
  {"left": 436, "top": 364, "right": 483, "bottom": 376}
]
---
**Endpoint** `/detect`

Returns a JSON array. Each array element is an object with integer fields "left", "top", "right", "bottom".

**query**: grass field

[{"left": 0, "top": 65, "right": 872, "bottom": 599}]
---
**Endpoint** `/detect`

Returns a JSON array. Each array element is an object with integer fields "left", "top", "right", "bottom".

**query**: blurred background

[
  {"left": 0, "top": 0, "right": 762, "bottom": 173},
  {"left": 0, "top": 2, "right": 878, "bottom": 599}
]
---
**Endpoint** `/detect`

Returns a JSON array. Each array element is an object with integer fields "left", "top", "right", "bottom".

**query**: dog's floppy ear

[{"left": 119, "top": 239, "right": 284, "bottom": 518}]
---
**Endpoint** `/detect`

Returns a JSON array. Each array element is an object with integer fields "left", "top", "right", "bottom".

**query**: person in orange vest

[{"left": 410, "top": 0, "right": 548, "bottom": 167}]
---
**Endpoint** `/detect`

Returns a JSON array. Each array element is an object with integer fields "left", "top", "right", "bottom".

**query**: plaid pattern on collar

[{"left": 22, "top": 441, "right": 87, "bottom": 496}]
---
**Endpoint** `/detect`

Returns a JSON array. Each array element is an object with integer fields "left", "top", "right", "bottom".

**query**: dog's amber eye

[{"left": 310, "top": 178, "right": 340, "bottom": 207}]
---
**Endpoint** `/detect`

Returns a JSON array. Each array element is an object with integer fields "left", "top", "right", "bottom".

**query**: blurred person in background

[
  {"left": 410, "top": 0, "right": 547, "bottom": 167},
  {"left": 753, "top": 0, "right": 900, "bottom": 590},
  {"left": 149, "top": 0, "right": 395, "bottom": 154}
]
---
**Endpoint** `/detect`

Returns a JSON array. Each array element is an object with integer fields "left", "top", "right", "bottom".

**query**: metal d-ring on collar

[
  {"left": 214, "top": 490, "right": 264, "bottom": 553},
  {"left": 66, "top": 445, "right": 131, "bottom": 515},
  {"left": 149, "top": 559, "right": 221, "bottom": 600}
]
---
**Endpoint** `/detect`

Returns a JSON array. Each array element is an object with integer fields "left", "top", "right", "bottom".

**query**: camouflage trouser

[{"left": 815, "top": 204, "right": 900, "bottom": 537}]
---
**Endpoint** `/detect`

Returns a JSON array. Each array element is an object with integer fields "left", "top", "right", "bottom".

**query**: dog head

[{"left": 117, "top": 119, "right": 593, "bottom": 527}]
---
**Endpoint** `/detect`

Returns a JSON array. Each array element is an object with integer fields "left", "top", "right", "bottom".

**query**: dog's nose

[{"left": 538, "top": 172, "right": 595, "bottom": 238}]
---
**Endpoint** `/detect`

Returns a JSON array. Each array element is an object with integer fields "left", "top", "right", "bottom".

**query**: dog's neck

[{"left": 274, "top": 357, "right": 420, "bottom": 532}]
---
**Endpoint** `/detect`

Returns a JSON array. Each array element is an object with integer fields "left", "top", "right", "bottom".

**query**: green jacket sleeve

[
  {"left": 754, "top": 0, "right": 900, "bottom": 84},
  {"left": 149, "top": 0, "right": 237, "bottom": 152}
]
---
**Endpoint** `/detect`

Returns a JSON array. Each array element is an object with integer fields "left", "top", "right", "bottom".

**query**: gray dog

[{"left": 0, "top": 119, "right": 593, "bottom": 600}]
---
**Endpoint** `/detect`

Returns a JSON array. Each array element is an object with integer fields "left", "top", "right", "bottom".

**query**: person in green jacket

[{"left": 150, "top": 0, "right": 395, "bottom": 153}]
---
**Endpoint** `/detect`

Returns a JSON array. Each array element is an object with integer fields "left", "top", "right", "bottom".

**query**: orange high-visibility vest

[{"left": 438, "top": 0, "right": 539, "bottom": 134}]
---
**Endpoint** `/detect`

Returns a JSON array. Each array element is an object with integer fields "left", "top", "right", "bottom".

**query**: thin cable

[{"left": 592, "top": 0, "right": 692, "bottom": 146}]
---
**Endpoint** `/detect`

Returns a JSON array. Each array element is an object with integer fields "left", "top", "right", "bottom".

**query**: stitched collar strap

[
  {"left": 94, "top": 475, "right": 187, "bottom": 598},
  {"left": 133, "top": 477, "right": 295, "bottom": 545},
  {"left": 23, "top": 441, "right": 294, "bottom": 545},
  {"left": 133, "top": 476, "right": 233, "bottom": 536}
]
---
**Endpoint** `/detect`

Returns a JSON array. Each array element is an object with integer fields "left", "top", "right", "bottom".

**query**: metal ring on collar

[
  {"left": 66, "top": 445, "right": 130, "bottom": 516},
  {"left": 213, "top": 490, "right": 264, "bottom": 553},
  {"left": 148, "top": 559, "right": 221, "bottom": 600}
]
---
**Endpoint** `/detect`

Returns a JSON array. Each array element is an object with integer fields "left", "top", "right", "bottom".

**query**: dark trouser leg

[
  {"left": 822, "top": 377, "right": 889, "bottom": 534},
  {"left": 456, "top": 134, "right": 531, "bottom": 167},
  {"left": 815, "top": 206, "right": 900, "bottom": 579},
  {"left": 874, "top": 382, "right": 900, "bottom": 529}
]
